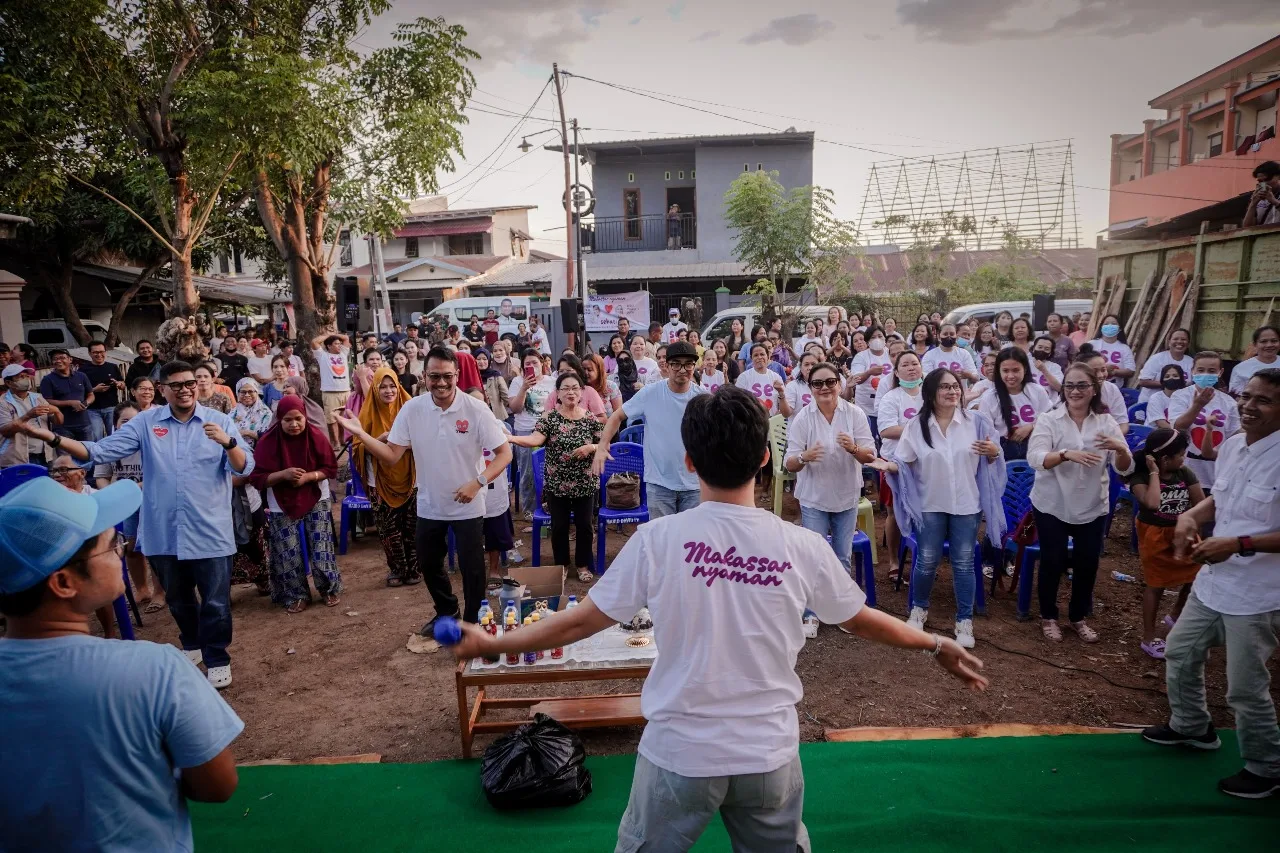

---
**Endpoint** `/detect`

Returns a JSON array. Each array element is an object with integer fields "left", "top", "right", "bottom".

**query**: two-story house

[
  {"left": 467, "top": 131, "right": 815, "bottom": 320},
  {"left": 1108, "top": 34, "right": 1280, "bottom": 233}
]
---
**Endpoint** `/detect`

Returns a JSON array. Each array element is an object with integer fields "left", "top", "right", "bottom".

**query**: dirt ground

[{"left": 129, "top": 489, "right": 1276, "bottom": 764}]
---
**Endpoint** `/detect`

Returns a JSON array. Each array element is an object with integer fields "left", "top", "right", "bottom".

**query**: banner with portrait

[{"left": 585, "top": 291, "right": 650, "bottom": 332}]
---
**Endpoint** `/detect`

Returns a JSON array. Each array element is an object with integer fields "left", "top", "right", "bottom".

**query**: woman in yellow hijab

[{"left": 354, "top": 366, "right": 421, "bottom": 586}]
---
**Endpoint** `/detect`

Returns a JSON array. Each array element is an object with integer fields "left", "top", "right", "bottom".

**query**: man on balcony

[{"left": 666, "top": 204, "right": 683, "bottom": 250}]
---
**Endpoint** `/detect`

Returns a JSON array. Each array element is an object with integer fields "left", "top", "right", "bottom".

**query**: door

[{"left": 666, "top": 187, "right": 696, "bottom": 249}]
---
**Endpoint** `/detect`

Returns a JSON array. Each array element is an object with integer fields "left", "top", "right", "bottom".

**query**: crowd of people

[{"left": 0, "top": 299, "right": 1278, "bottom": 851}]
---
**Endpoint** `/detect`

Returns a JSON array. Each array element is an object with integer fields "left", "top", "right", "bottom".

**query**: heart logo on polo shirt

[
  {"left": 455, "top": 419, "right": 469, "bottom": 434},
  {"left": 152, "top": 427, "right": 169, "bottom": 438}
]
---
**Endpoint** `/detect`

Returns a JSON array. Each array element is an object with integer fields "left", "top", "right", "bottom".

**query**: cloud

[
  {"left": 863, "top": 33, "right": 883, "bottom": 41},
  {"left": 897, "top": 0, "right": 1280, "bottom": 43},
  {"left": 628, "top": 16, "right": 642, "bottom": 25},
  {"left": 666, "top": 1, "right": 687, "bottom": 21},
  {"left": 692, "top": 29, "right": 721, "bottom": 42},
  {"left": 741, "top": 13, "right": 834, "bottom": 46}
]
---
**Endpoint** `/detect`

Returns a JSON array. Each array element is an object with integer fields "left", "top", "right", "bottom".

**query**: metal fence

[{"left": 581, "top": 213, "right": 696, "bottom": 253}]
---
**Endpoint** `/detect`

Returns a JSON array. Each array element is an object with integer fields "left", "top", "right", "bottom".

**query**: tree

[
  {"left": 228, "top": 6, "right": 477, "bottom": 387},
  {"left": 723, "top": 171, "right": 859, "bottom": 327}
]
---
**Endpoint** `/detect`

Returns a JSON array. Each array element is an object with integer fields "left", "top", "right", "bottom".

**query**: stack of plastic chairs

[
  {"left": 338, "top": 449, "right": 373, "bottom": 556},
  {"left": 529, "top": 447, "right": 554, "bottom": 566},
  {"left": 768, "top": 415, "right": 794, "bottom": 516}
]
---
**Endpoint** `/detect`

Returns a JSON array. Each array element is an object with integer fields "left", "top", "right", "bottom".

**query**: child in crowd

[{"left": 1129, "top": 428, "right": 1206, "bottom": 660}]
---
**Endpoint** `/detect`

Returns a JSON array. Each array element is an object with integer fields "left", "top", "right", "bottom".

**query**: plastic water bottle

[
  {"left": 522, "top": 617, "right": 538, "bottom": 664},
  {"left": 1111, "top": 571, "right": 1137, "bottom": 584},
  {"left": 562, "top": 596, "right": 578, "bottom": 657},
  {"left": 503, "top": 614, "right": 520, "bottom": 665},
  {"left": 432, "top": 615, "right": 462, "bottom": 646},
  {"left": 480, "top": 613, "right": 499, "bottom": 663},
  {"left": 530, "top": 612, "right": 545, "bottom": 659}
]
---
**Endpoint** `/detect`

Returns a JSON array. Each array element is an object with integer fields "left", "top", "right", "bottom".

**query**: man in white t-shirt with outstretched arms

[{"left": 451, "top": 385, "right": 988, "bottom": 851}]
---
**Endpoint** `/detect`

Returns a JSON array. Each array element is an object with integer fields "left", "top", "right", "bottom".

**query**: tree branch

[
  {"left": 190, "top": 149, "right": 244, "bottom": 242},
  {"left": 106, "top": 259, "right": 163, "bottom": 346},
  {"left": 66, "top": 172, "right": 178, "bottom": 255}
]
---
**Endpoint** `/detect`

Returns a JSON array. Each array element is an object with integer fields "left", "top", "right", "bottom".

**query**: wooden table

[{"left": 455, "top": 658, "right": 651, "bottom": 758}]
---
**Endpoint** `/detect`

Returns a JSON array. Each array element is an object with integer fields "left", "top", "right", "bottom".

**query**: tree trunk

[
  {"left": 155, "top": 175, "right": 207, "bottom": 363},
  {"left": 105, "top": 260, "right": 161, "bottom": 348},
  {"left": 43, "top": 257, "right": 94, "bottom": 347}
]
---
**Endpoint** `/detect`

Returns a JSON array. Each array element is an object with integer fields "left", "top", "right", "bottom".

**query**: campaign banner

[{"left": 586, "top": 291, "right": 650, "bottom": 332}]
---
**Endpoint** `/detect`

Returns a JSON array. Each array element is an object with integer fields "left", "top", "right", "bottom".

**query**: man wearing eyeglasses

[
  {"left": 338, "top": 346, "right": 512, "bottom": 636},
  {"left": 13, "top": 360, "right": 253, "bottom": 690},
  {"left": 0, "top": 478, "right": 243, "bottom": 852},
  {"left": 39, "top": 348, "right": 95, "bottom": 442}
]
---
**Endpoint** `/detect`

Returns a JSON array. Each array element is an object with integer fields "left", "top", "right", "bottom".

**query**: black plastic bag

[{"left": 481, "top": 714, "right": 592, "bottom": 809}]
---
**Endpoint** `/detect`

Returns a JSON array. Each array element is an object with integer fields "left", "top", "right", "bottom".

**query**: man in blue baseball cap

[{"left": 0, "top": 477, "right": 244, "bottom": 851}]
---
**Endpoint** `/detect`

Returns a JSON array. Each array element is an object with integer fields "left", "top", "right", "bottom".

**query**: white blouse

[
  {"left": 896, "top": 412, "right": 982, "bottom": 516},
  {"left": 785, "top": 399, "right": 875, "bottom": 513},
  {"left": 1027, "top": 406, "right": 1133, "bottom": 524}
]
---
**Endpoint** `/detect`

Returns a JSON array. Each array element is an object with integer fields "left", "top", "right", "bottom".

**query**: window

[
  {"left": 757, "top": 163, "right": 763, "bottom": 171},
  {"left": 448, "top": 234, "right": 484, "bottom": 255},
  {"left": 1207, "top": 132, "right": 1223, "bottom": 158},
  {"left": 678, "top": 170, "right": 685, "bottom": 180},
  {"left": 405, "top": 236, "right": 419, "bottom": 258},
  {"left": 691, "top": 170, "right": 695, "bottom": 179},
  {"left": 454, "top": 304, "right": 527, "bottom": 321},
  {"left": 339, "top": 231, "right": 352, "bottom": 267},
  {"left": 623, "top": 189, "right": 641, "bottom": 240},
  {"left": 744, "top": 164, "right": 749, "bottom": 172},
  {"left": 232, "top": 248, "right": 242, "bottom": 275},
  {"left": 27, "top": 328, "right": 66, "bottom": 345},
  {"left": 627, "top": 172, "right": 635, "bottom": 183},
  {"left": 665, "top": 171, "right": 672, "bottom": 181},
  {"left": 218, "top": 254, "right": 230, "bottom": 274}
]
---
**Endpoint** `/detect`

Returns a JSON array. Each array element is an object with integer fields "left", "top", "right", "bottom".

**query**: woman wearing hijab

[
  {"left": 227, "top": 379, "right": 273, "bottom": 595},
  {"left": 474, "top": 348, "right": 510, "bottom": 421},
  {"left": 279, "top": 375, "right": 328, "bottom": 430},
  {"left": 455, "top": 349, "right": 484, "bottom": 399},
  {"left": 249, "top": 395, "right": 342, "bottom": 613},
  {"left": 614, "top": 349, "right": 641, "bottom": 403},
  {"left": 231, "top": 379, "right": 273, "bottom": 447},
  {"left": 354, "top": 366, "right": 421, "bottom": 587}
]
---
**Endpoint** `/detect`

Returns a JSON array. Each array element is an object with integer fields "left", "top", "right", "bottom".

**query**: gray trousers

[
  {"left": 1166, "top": 591, "right": 1280, "bottom": 777},
  {"left": 615, "top": 754, "right": 810, "bottom": 853}
]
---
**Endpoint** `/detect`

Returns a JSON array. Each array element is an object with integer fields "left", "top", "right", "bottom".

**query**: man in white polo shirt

[
  {"left": 339, "top": 346, "right": 511, "bottom": 635},
  {"left": 1147, "top": 369, "right": 1280, "bottom": 799}
]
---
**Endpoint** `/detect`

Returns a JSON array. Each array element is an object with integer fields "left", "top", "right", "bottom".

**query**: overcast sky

[{"left": 359, "top": 1, "right": 1279, "bottom": 253}]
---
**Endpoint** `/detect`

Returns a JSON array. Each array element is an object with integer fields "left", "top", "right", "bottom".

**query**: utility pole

[
  {"left": 552, "top": 63, "right": 575, "bottom": 301},
  {"left": 572, "top": 117, "right": 589, "bottom": 357},
  {"left": 367, "top": 233, "right": 391, "bottom": 338}
]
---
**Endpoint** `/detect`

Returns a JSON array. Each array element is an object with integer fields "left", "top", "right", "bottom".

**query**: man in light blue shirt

[
  {"left": 18, "top": 360, "right": 253, "bottom": 689},
  {"left": 0, "top": 477, "right": 243, "bottom": 852},
  {"left": 594, "top": 341, "right": 708, "bottom": 518}
]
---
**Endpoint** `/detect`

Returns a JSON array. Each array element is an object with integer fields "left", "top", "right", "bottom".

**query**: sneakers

[
  {"left": 906, "top": 607, "right": 928, "bottom": 631},
  {"left": 420, "top": 612, "right": 461, "bottom": 638},
  {"left": 1141, "top": 723, "right": 1221, "bottom": 750},
  {"left": 207, "top": 665, "right": 232, "bottom": 689},
  {"left": 1140, "top": 638, "right": 1166, "bottom": 660},
  {"left": 183, "top": 648, "right": 203, "bottom": 667},
  {"left": 1218, "top": 769, "right": 1280, "bottom": 799},
  {"left": 954, "top": 619, "right": 975, "bottom": 649}
]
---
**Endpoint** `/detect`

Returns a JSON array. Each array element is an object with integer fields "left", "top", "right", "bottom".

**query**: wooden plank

[
  {"left": 240, "top": 753, "right": 382, "bottom": 767},
  {"left": 824, "top": 724, "right": 1129, "bottom": 743},
  {"left": 1086, "top": 276, "right": 1113, "bottom": 340},
  {"left": 1131, "top": 271, "right": 1175, "bottom": 368},
  {"left": 1122, "top": 269, "right": 1158, "bottom": 340},
  {"left": 529, "top": 695, "right": 645, "bottom": 726}
]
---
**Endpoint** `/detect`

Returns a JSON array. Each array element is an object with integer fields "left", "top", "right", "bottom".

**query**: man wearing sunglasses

[
  {"left": 0, "top": 477, "right": 243, "bottom": 851},
  {"left": 12, "top": 361, "right": 253, "bottom": 690}
]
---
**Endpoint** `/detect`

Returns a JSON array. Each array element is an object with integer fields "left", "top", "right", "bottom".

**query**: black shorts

[{"left": 483, "top": 511, "right": 514, "bottom": 553}]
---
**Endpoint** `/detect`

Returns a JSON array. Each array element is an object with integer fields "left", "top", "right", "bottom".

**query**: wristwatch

[
  {"left": 1238, "top": 536, "right": 1256, "bottom": 557},
  {"left": 221, "top": 436, "right": 238, "bottom": 451},
  {"left": 49, "top": 434, "right": 63, "bottom": 449},
  {"left": 476, "top": 473, "right": 488, "bottom": 488}
]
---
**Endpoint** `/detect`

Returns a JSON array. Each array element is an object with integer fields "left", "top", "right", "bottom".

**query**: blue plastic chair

[
  {"left": 530, "top": 447, "right": 554, "bottom": 566},
  {"left": 1107, "top": 424, "right": 1153, "bottom": 547},
  {"left": 897, "top": 527, "right": 987, "bottom": 616},
  {"left": 1120, "top": 387, "right": 1140, "bottom": 409},
  {"left": 595, "top": 441, "right": 649, "bottom": 575},
  {"left": 851, "top": 529, "right": 877, "bottom": 608},
  {"left": 338, "top": 451, "right": 372, "bottom": 555},
  {"left": 0, "top": 463, "right": 47, "bottom": 497},
  {"left": 618, "top": 424, "right": 644, "bottom": 444},
  {"left": 1127, "top": 402, "right": 1147, "bottom": 425},
  {"left": 998, "top": 461, "right": 1042, "bottom": 618}
]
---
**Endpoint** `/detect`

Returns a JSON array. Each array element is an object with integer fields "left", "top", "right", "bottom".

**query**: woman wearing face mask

[
  {"left": 1029, "top": 335, "right": 1064, "bottom": 393},
  {"left": 353, "top": 367, "right": 421, "bottom": 588},
  {"left": 908, "top": 323, "right": 934, "bottom": 359},
  {"left": 876, "top": 351, "right": 925, "bottom": 568},
  {"left": 1004, "top": 318, "right": 1034, "bottom": 355},
  {"left": 1135, "top": 328, "right": 1193, "bottom": 405},
  {"left": 921, "top": 324, "right": 980, "bottom": 385},
  {"left": 1027, "top": 363, "right": 1133, "bottom": 643},
  {"left": 249, "top": 395, "right": 342, "bottom": 612},
  {"left": 1089, "top": 314, "right": 1136, "bottom": 386},
  {"left": 1228, "top": 324, "right": 1279, "bottom": 395},
  {"left": 1167, "top": 350, "right": 1239, "bottom": 486},
  {"left": 614, "top": 349, "right": 640, "bottom": 404},
  {"left": 979, "top": 348, "right": 1052, "bottom": 461},
  {"left": 781, "top": 351, "right": 820, "bottom": 422},
  {"left": 736, "top": 343, "right": 787, "bottom": 415},
  {"left": 869, "top": 368, "right": 1007, "bottom": 649},
  {"left": 847, "top": 327, "right": 893, "bottom": 430},
  {"left": 1146, "top": 364, "right": 1185, "bottom": 428}
]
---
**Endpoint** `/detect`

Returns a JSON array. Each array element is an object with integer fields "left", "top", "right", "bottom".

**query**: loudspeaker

[
  {"left": 560, "top": 298, "right": 581, "bottom": 333},
  {"left": 1032, "top": 294, "right": 1055, "bottom": 332}
]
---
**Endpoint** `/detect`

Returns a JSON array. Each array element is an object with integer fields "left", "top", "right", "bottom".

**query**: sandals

[
  {"left": 1041, "top": 619, "right": 1063, "bottom": 642},
  {"left": 143, "top": 599, "right": 167, "bottom": 615},
  {"left": 386, "top": 576, "right": 404, "bottom": 588},
  {"left": 325, "top": 594, "right": 341, "bottom": 607},
  {"left": 285, "top": 600, "right": 308, "bottom": 614},
  {"left": 576, "top": 567, "right": 594, "bottom": 583},
  {"left": 403, "top": 575, "right": 422, "bottom": 586},
  {"left": 1070, "top": 620, "right": 1100, "bottom": 643}
]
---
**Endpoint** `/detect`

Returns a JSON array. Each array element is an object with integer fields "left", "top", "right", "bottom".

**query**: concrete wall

[
  {"left": 694, "top": 144, "right": 814, "bottom": 261},
  {"left": 592, "top": 154, "right": 696, "bottom": 222}
]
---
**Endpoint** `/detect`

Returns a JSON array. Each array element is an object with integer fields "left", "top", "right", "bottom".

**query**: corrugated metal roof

[
  {"left": 547, "top": 131, "right": 813, "bottom": 156},
  {"left": 466, "top": 258, "right": 763, "bottom": 288},
  {"left": 395, "top": 217, "right": 492, "bottom": 238},
  {"left": 76, "top": 263, "right": 288, "bottom": 305},
  {"left": 842, "top": 248, "right": 1097, "bottom": 293}
]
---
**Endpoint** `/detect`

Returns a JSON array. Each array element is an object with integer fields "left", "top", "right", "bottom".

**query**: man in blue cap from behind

[{"left": 0, "top": 477, "right": 244, "bottom": 852}]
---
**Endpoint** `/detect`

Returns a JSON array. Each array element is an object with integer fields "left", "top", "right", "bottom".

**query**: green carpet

[{"left": 193, "top": 733, "right": 1277, "bottom": 851}]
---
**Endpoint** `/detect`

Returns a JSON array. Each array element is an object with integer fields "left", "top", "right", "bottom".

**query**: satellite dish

[{"left": 563, "top": 183, "right": 595, "bottom": 217}]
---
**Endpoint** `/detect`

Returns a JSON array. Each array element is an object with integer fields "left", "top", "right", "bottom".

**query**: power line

[{"left": 435, "top": 76, "right": 554, "bottom": 194}]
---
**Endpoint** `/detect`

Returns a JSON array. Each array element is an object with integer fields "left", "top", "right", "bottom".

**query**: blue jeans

[
  {"left": 647, "top": 483, "right": 700, "bottom": 519},
  {"left": 88, "top": 408, "right": 114, "bottom": 441},
  {"left": 149, "top": 555, "right": 233, "bottom": 668},
  {"left": 912, "top": 511, "right": 981, "bottom": 621},
  {"left": 514, "top": 426, "right": 536, "bottom": 512},
  {"left": 799, "top": 505, "right": 856, "bottom": 574}
]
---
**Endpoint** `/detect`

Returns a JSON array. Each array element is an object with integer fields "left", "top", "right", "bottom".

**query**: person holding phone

[
  {"left": 81, "top": 341, "right": 125, "bottom": 440},
  {"left": 1242, "top": 161, "right": 1280, "bottom": 227}
]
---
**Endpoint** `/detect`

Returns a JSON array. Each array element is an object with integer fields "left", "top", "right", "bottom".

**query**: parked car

[
  {"left": 425, "top": 295, "right": 532, "bottom": 343},
  {"left": 942, "top": 299, "right": 1093, "bottom": 331},
  {"left": 23, "top": 320, "right": 111, "bottom": 363},
  {"left": 701, "top": 305, "right": 847, "bottom": 343}
]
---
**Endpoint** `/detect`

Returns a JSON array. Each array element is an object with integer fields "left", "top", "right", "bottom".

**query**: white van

[
  {"left": 425, "top": 296, "right": 532, "bottom": 342},
  {"left": 24, "top": 320, "right": 111, "bottom": 362},
  {"left": 943, "top": 299, "right": 1093, "bottom": 330},
  {"left": 701, "top": 305, "right": 846, "bottom": 343}
]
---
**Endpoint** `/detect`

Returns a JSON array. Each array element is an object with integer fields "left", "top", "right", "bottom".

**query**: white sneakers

[
  {"left": 183, "top": 648, "right": 203, "bottom": 666},
  {"left": 207, "top": 665, "right": 232, "bottom": 689},
  {"left": 954, "top": 619, "right": 975, "bottom": 649},
  {"left": 906, "top": 607, "right": 928, "bottom": 631}
]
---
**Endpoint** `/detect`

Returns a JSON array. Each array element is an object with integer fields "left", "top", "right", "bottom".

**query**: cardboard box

[{"left": 505, "top": 565, "right": 566, "bottom": 621}]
